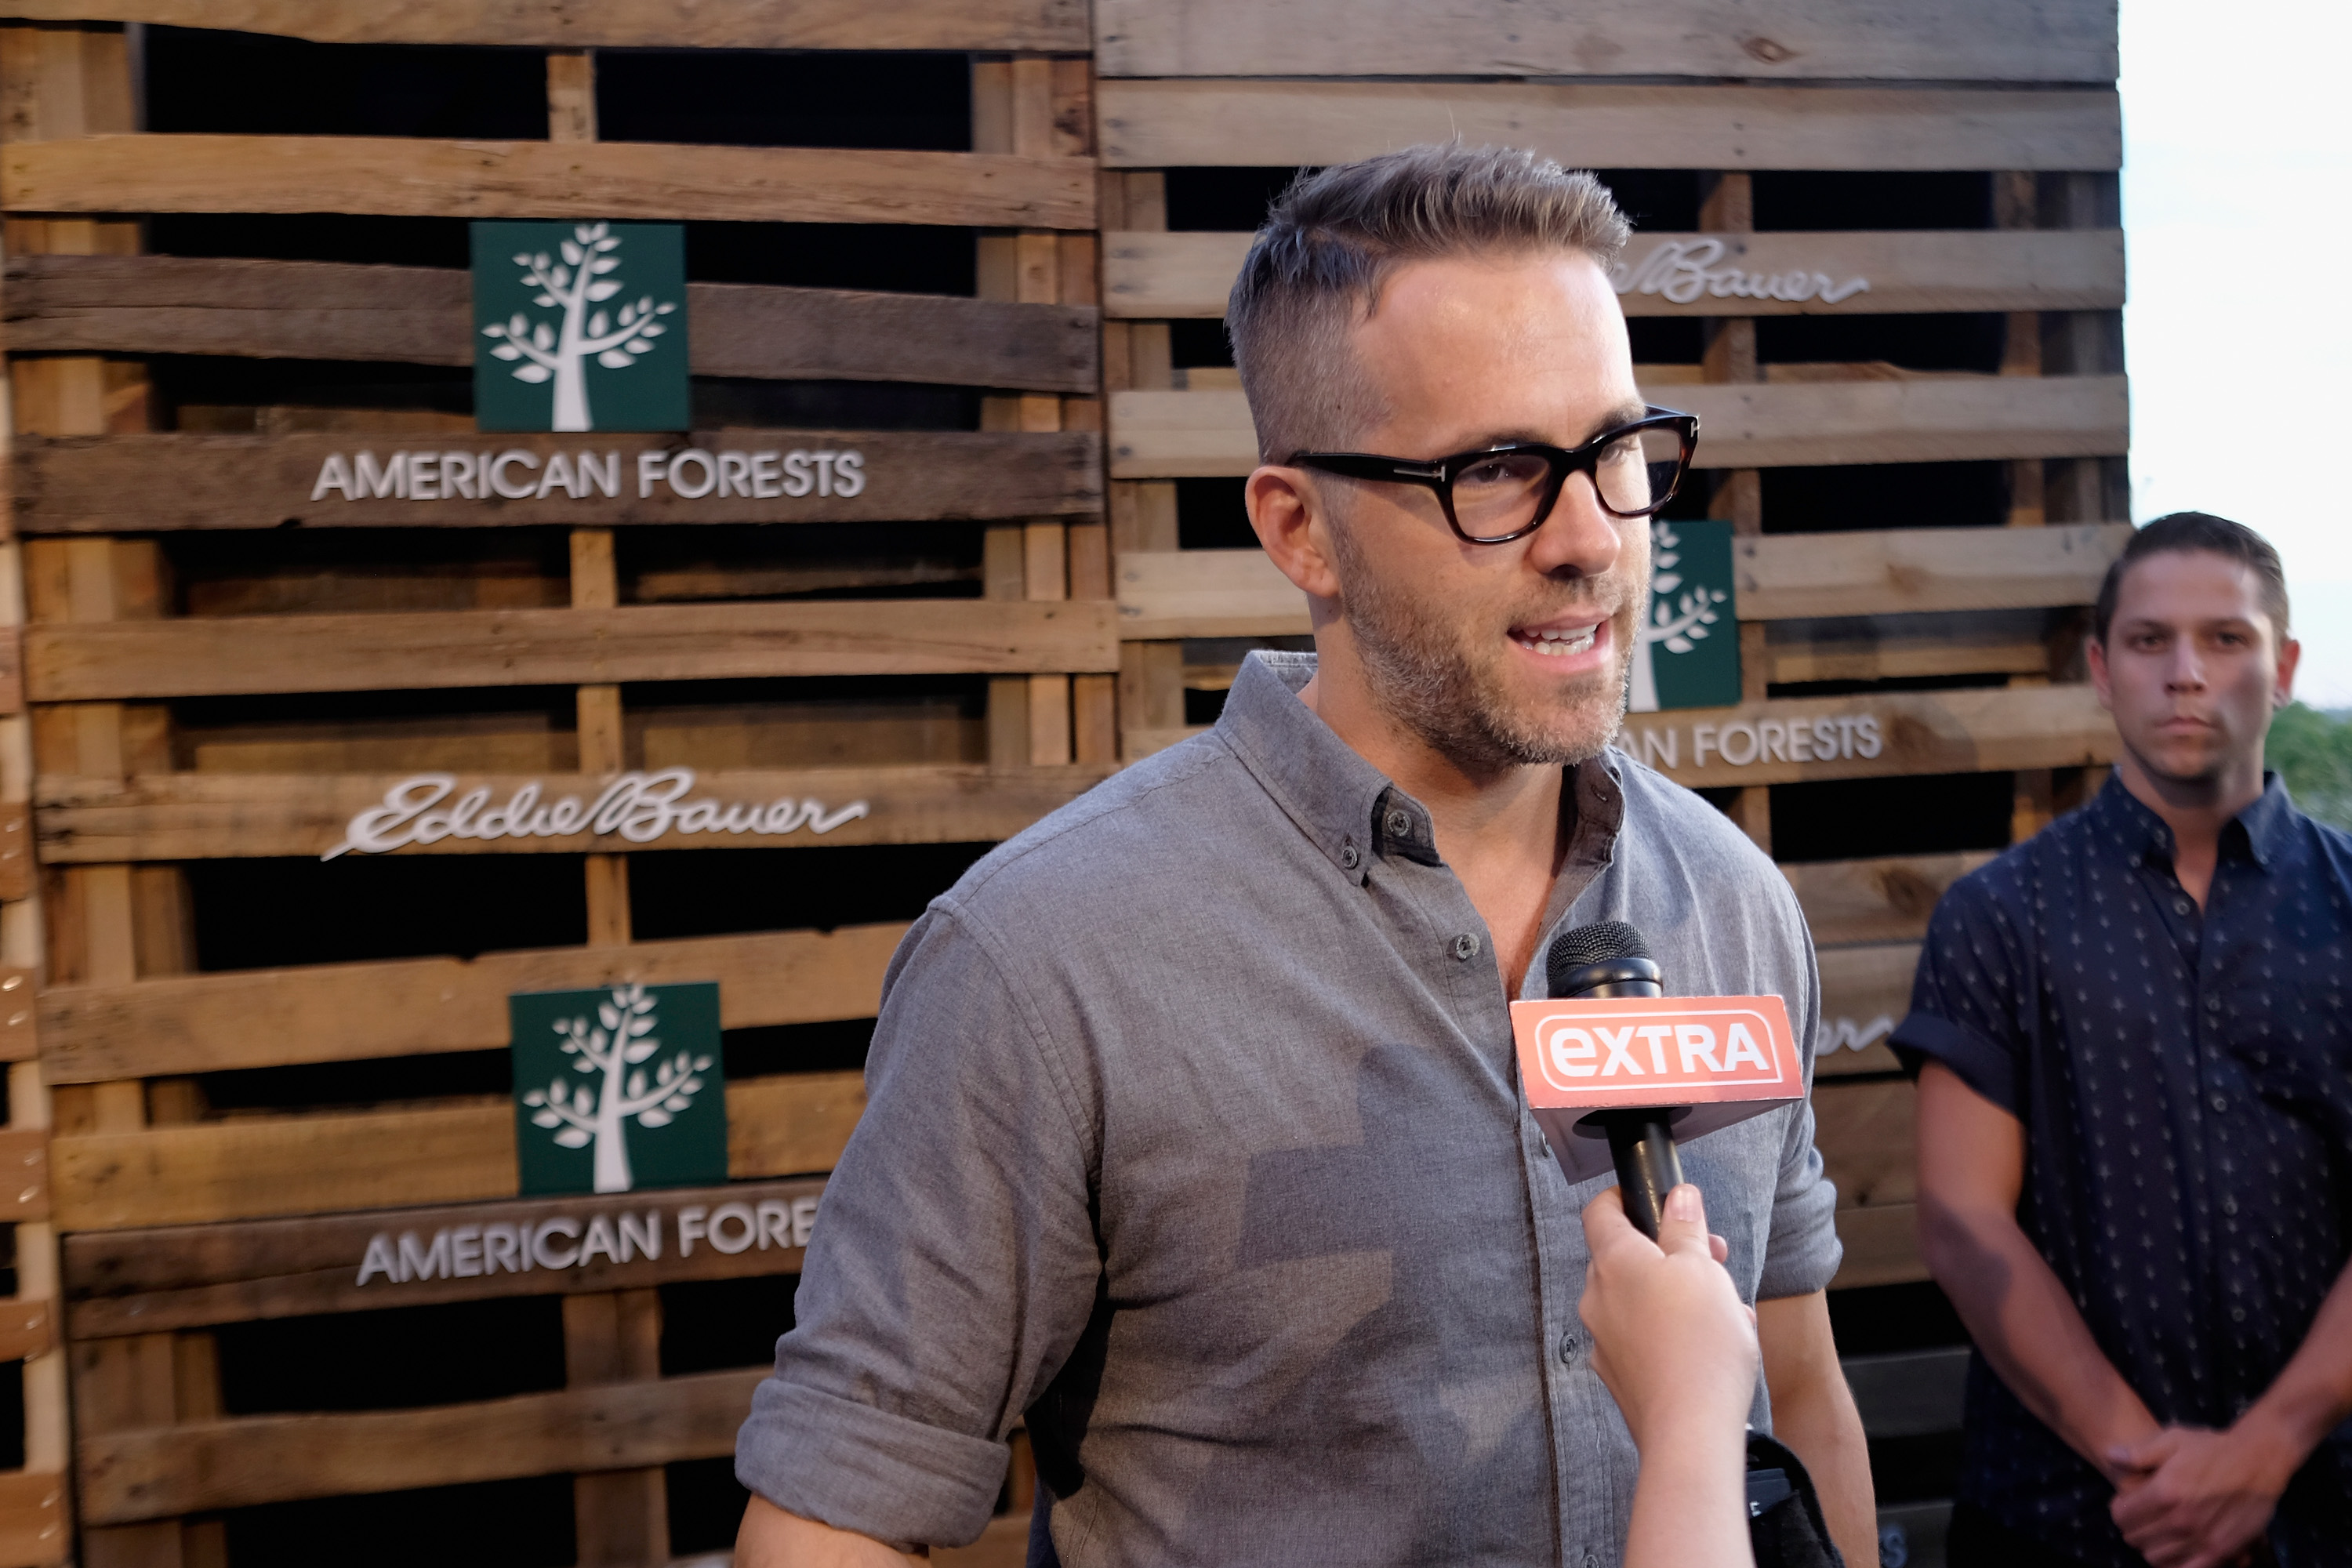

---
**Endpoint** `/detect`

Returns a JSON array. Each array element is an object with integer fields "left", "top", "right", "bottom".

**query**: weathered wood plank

[
  {"left": 0, "top": 1472, "right": 65, "bottom": 1568},
  {"left": 1614, "top": 684, "right": 2116, "bottom": 788},
  {"left": 1739, "top": 524, "right": 2127, "bottom": 619},
  {"left": 0, "top": 1129, "right": 49, "bottom": 1225},
  {"left": 25, "top": 599, "right": 1120, "bottom": 702},
  {"left": 1095, "top": 0, "right": 2117, "bottom": 82},
  {"left": 1116, "top": 526, "right": 2122, "bottom": 641},
  {"left": 2, "top": 136, "right": 1095, "bottom": 230},
  {"left": 1784, "top": 855, "right": 1989, "bottom": 947},
  {"left": 1763, "top": 610, "right": 2052, "bottom": 684},
  {"left": 78, "top": 1365, "right": 764, "bottom": 1524},
  {"left": 1829, "top": 1202, "right": 1927, "bottom": 1288},
  {"left": 1108, "top": 377, "right": 2129, "bottom": 477},
  {"left": 1098, "top": 82, "right": 2122, "bottom": 172},
  {"left": 0, "top": 1300, "right": 53, "bottom": 1364},
  {"left": 13, "top": 430, "right": 1102, "bottom": 533},
  {"left": 4, "top": 256, "right": 1101, "bottom": 394},
  {"left": 2, "top": 0, "right": 1087, "bottom": 49},
  {"left": 0, "top": 807, "right": 29, "bottom": 905},
  {"left": 1104, "top": 228, "right": 2126, "bottom": 320},
  {"left": 42, "top": 925, "right": 906, "bottom": 1083},
  {"left": 35, "top": 763, "right": 1113, "bottom": 862},
  {"left": 1813, "top": 941, "right": 1922, "bottom": 1076},
  {"left": 49, "top": 1072, "right": 863, "bottom": 1231},
  {"left": 64, "top": 1178, "right": 826, "bottom": 1338},
  {"left": 1814, "top": 1076, "right": 1916, "bottom": 1211}
]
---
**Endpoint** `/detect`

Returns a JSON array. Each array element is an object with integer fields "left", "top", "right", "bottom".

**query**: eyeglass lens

[{"left": 1450, "top": 427, "right": 1679, "bottom": 536}]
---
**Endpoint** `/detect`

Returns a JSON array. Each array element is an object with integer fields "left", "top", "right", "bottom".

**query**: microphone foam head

[{"left": 1548, "top": 919, "right": 1652, "bottom": 972}]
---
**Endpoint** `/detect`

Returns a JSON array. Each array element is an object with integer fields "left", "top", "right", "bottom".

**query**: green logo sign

[
  {"left": 511, "top": 982, "right": 726, "bottom": 1196},
  {"left": 1630, "top": 517, "right": 1741, "bottom": 712},
  {"left": 471, "top": 220, "right": 688, "bottom": 433}
]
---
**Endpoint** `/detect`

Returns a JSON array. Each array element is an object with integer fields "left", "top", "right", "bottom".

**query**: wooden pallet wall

[
  {"left": 1091, "top": 0, "right": 2128, "bottom": 1308},
  {"left": 1, "top": 11, "right": 1090, "bottom": 1566}
]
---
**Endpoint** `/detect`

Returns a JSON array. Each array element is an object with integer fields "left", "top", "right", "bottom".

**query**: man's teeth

[{"left": 1519, "top": 626, "right": 1598, "bottom": 656}]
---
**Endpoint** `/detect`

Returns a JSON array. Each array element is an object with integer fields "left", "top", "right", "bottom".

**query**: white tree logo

[
  {"left": 1646, "top": 520, "right": 1731, "bottom": 653},
  {"left": 522, "top": 984, "right": 714, "bottom": 1193},
  {"left": 481, "top": 223, "right": 677, "bottom": 433}
]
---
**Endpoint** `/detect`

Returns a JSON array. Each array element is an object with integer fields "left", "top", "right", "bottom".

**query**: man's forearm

[
  {"left": 736, "top": 1494, "right": 927, "bottom": 1568},
  {"left": 1758, "top": 1290, "right": 1878, "bottom": 1568},
  {"left": 2241, "top": 1257, "right": 2352, "bottom": 1463},
  {"left": 1919, "top": 1196, "right": 2158, "bottom": 1474}
]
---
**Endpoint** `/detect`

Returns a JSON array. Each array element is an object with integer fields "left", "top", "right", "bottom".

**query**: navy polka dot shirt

[{"left": 1894, "top": 772, "right": 2352, "bottom": 1566}]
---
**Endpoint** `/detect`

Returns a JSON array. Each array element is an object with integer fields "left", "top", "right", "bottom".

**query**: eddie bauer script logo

[{"left": 324, "top": 769, "right": 870, "bottom": 859}]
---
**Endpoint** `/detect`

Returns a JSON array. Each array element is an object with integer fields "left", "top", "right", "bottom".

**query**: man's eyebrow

[{"left": 1459, "top": 404, "right": 1652, "bottom": 453}]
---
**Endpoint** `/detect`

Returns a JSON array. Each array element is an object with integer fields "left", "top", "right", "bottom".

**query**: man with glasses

[{"left": 734, "top": 144, "right": 1872, "bottom": 1568}]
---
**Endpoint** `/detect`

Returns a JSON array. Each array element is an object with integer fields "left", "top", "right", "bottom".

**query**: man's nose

[
  {"left": 1524, "top": 474, "right": 1626, "bottom": 579},
  {"left": 2165, "top": 641, "right": 2206, "bottom": 690}
]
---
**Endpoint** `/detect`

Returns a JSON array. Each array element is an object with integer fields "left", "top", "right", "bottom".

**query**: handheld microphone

[{"left": 1516, "top": 920, "right": 1804, "bottom": 1240}]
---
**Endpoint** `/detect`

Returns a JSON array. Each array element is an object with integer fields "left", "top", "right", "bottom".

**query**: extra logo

[
  {"left": 472, "top": 220, "right": 689, "bottom": 434},
  {"left": 510, "top": 982, "right": 728, "bottom": 1196},
  {"left": 1510, "top": 994, "right": 1800, "bottom": 1110},
  {"left": 1629, "top": 517, "right": 1740, "bottom": 713}
]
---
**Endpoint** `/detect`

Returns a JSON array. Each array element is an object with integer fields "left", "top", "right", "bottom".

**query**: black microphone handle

[{"left": 1601, "top": 1109, "right": 1684, "bottom": 1240}]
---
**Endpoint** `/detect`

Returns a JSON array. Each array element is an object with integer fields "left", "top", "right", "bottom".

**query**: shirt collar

[
  {"left": 2092, "top": 768, "right": 2294, "bottom": 872},
  {"left": 1214, "top": 650, "right": 1627, "bottom": 879}
]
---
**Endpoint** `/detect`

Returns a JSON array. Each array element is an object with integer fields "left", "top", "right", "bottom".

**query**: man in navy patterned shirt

[{"left": 1896, "top": 513, "right": 2352, "bottom": 1568}]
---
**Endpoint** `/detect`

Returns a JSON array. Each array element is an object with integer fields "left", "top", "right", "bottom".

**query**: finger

[
  {"left": 1581, "top": 1185, "right": 1655, "bottom": 1265},
  {"left": 1654, "top": 1182, "right": 1713, "bottom": 1259},
  {"left": 1708, "top": 1232, "right": 1729, "bottom": 1265},
  {"left": 2111, "top": 1429, "right": 2185, "bottom": 1471}
]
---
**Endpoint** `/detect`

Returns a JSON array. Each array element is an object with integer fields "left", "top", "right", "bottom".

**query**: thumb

[
  {"left": 1655, "top": 1182, "right": 1712, "bottom": 1258},
  {"left": 2107, "top": 1428, "right": 2179, "bottom": 1474}
]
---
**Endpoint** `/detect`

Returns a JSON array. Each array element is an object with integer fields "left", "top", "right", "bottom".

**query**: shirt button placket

[{"left": 1451, "top": 932, "right": 1481, "bottom": 961}]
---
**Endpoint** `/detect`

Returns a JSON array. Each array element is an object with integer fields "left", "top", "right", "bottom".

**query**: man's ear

[
  {"left": 2085, "top": 630, "right": 2114, "bottom": 713},
  {"left": 2274, "top": 634, "right": 2303, "bottom": 710},
  {"left": 1246, "top": 465, "right": 1342, "bottom": 601}
]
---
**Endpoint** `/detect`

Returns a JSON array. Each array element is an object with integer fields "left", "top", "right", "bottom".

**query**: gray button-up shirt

[{"left": 737, "top": 652, "right": 1842, "bottom": 1566}]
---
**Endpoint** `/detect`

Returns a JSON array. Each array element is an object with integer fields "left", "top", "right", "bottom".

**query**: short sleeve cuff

[
  {"left": 1890, "top": 1009, "right": 2019, "bottom": 1115},
  {"left": 735, "top": 1374, "right": 1009, "bottom": 1549},
  {"left": 1757, "top": 1151, "right": 1842, "bottom": 1301}
]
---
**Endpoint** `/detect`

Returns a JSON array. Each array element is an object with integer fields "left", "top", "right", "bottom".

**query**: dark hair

[
  {"left": 2092, "top": 511, "right": 2292, "bottom": 644},
  {"left": 1225, "top": 143, "right": 1630, "bottom": 463}
]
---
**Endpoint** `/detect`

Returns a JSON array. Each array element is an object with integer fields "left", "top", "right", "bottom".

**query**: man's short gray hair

[{"left": 1225, "top": 143, "right": 1632, "bottom": 465}]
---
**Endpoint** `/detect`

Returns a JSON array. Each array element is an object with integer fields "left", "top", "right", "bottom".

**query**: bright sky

[{"left": 2122, "top": 0, "right": 2352, "bottom": 706}]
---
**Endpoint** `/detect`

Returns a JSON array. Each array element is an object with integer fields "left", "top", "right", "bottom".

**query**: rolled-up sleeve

[
  {"left": 735, "top": 902, "right": 1102, "bottom": 1548},
  {"left": 1890, "top": 878, "right": 2028, "bottom": 1116},
  {"left": 1759, "top": 900, "right": 1842, "bottom": 1301}
]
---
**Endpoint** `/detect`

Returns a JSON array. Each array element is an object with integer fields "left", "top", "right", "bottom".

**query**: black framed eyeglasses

[{"left": 1288, "top": 406, "right": 1700, "bottom": 546}]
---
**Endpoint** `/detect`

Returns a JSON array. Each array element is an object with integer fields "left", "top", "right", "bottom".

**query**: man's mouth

[{"left": 1511, "top": 619, "right": 1605, "bottom": 659}]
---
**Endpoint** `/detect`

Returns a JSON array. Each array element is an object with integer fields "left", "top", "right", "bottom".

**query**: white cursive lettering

[
  {"left": 325, "top": 768, "right": 871, "bottom": 858},
  {"left": 1610, "top": 239, "right": 1869, "bottom": 309}
]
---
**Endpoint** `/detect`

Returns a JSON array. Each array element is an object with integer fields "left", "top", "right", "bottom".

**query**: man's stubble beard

[{"left": 1329, "top": 520, "right": 1637, "bottom": 774}]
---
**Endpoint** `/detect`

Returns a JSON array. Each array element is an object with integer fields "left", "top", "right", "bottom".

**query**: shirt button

[
  {"left": 1385, "top": 808, "right": 1413, "bottom": 839},
  {"left": 1559, "top": 1330, "right": 1579, "bottom": 1363},
  {"left": 1451, "top": 932, "right": 1481, "bottom": 960},
  {"left": 1339, "top": 844, "right": 1361, "bottom": 870},
  {"left": 2222, "top": 1198, "right": 2238, "bottom": 1216},
  {"left": 2174, "top": 897, "right": 2194, "bottom": 916},
  {"left": 2204, "top": 994, "right": 2222, "bottom": 1013},
  {"left": 2210, "top": 1093, "right": 2229, "bottom": 1114}
]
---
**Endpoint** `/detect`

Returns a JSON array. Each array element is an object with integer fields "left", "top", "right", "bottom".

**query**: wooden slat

[
  {"left": 0, "top": 1129, "right": 48, "bottom": 1225},
  {"left": 2, "top": 0, "right": 1087, "bottom": 49},
  {"left": 2, "top": 136, "right": 1095, "bottom": 230},
  {"left": 1739, "top": 524, "right": 2127, "bottom": 619},
  {"left": 1094, "top": 0, "right": 2116, "bottom": 82},
  {"left": 1815, "top": 1076, "right": 1916, "bottom": 1211},
  {"left": 78, "top": 1365, "right": 765, "bottom": 1524},
  {"left": 4, "top": 256, "right": 1102, "bottom": 394},
  {"left": 1813, "top": 941, "right": 1920, "bottom": 1076},
  {"left": 1107, "top": 377, "right": 2128, "bottom": 478},
  {"left": 1763, "top": 610, "right": 2051, "bottom": 684},
  {"left": 0, "top": 807, "right": 27, "bottom": 905},
  {"left": 0, "top": 1301, "right": 53, "bottom": 1364},
  {"left": 25, "top": 599, "right": 1120, "bottom": 702},
  {"left": 14, "top": 430, "right": 1102, "bottom": 533},
  {"left": 1784, "top": 854, "right": 1989, "bottom": 947},
  {"left": 1616, "top": 683, "right": 2116, "bottom": 787},
  {"left": 64, "top": 1178, "right": 826, "bottom": 1338},
  {"left": 42, "top": 924, "right": 907, "bottom": 1083},
  {"left": 49, "top": 1072, "right": 863, "bottom": 1231},
  {"left": 1098, "top": 82, "right": 2121, "bottom": 172},
  {"left": 35, "top": 763, "right": 1114, "bottom": 862},
  {"left": 0, "top": 1472, "right": 65, "bottom": 1568},
  {"left": 0, "top": 632, "right": 22, "bottom": 717},
  {"left": 1116, "top": 525, "right": 2122, "bottom": 641},
  {"left": 1830, "top": 1203, "right": 1926, "bottom": 1288},
  {"left": 1104, "top": 229, "right": 2126, "bottom": 320}
]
